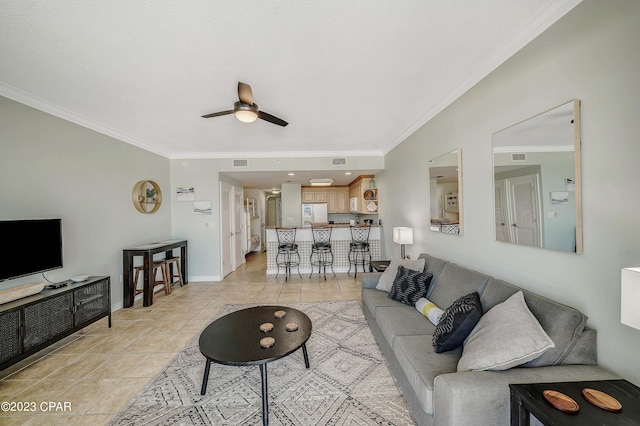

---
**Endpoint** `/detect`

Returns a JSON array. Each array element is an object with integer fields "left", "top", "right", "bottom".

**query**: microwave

[{"left": 350, "top": 197, "right": 358, "bottom": 212}]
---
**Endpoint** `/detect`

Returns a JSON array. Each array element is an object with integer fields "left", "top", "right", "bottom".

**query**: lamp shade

[
  {"left": 393, "top": 227, "right": 414, "bottom": 245},
  {"left": 621, "top": 267, "right": 640, "bottom": 330}
]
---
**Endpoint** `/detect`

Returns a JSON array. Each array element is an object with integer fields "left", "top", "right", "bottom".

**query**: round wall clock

[{"left": 132, "top": 180, "right": 162, "bottom": 214}]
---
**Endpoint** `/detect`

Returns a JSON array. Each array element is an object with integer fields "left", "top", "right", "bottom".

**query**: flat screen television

[{"left": 1, "top": 219, "right": 63, "bottom": 281}]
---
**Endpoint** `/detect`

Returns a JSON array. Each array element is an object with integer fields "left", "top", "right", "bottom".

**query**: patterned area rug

[{"left": 110, "top": 300, "right": 415, "bottom": 425}]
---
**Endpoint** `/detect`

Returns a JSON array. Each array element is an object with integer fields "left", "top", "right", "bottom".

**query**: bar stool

[
  {"left": 165, "top": 256, "right": 184, "bottom": 289},
  {"left": 134, "top": 260, "right": 171, "bottom": 297},
  {"left": 275, "top": 227, "right": 301, "bottom": 282},
  {"left": 309, "top": 226, "right": 335, "bottom": 280},
  {"left": 348, "top": 224, "right": 371, "bottom": 278}
]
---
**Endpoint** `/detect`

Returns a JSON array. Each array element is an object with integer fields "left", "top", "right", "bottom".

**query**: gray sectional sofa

[{"left": 360, "top": 252, "right": 617, "bottom": 425}]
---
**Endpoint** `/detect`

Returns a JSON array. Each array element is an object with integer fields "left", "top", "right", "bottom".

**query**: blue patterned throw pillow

[
  {"left": 432, "top": 292, "right": 482, "bottom": 353},
  {"left": 388, "top": 265, "right": 433, "bottom": 306}
]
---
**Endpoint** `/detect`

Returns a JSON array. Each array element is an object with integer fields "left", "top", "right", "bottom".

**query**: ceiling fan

[{"left": 201, "top": 82, "right": 288, "bottom": 127}]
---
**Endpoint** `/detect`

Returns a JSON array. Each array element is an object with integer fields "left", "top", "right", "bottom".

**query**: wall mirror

[
  {"left": 492, "top": 100, "right": 582, "bottom": 253},
  {"left": 428, "top": 149, "right": 462, "bottom": 235}
]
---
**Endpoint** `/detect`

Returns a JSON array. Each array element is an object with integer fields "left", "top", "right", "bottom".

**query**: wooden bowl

[{"left": 543, "top": 390, "right": 579, "bottom": 413}]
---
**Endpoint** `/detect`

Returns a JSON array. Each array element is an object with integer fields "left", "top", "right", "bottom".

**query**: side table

[
  {"left": 510, "top": 379, "right": 640, "bottom": 426},
  {"left": 370, "top": 260, "right": 391, "bottom": 272}
]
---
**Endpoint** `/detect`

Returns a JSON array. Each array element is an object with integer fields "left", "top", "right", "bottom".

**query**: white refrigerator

[{"left": 301, "top": 203, "right": 328, "bottom": 227}]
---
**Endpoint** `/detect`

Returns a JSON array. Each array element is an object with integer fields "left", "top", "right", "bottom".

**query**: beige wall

[
  {"left": 0, "top": 96, "right": 171, "bottom": 309},
  {"left": 379, "top": 0, "right": 640, "bottom": 384}
]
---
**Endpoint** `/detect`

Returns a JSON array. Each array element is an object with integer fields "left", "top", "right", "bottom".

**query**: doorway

[
  {"left": 495, "top": 174, "right": 542, "bottom": 247},
  {"left": 220, "top": 182, "right": 245, "bottom": 278}
]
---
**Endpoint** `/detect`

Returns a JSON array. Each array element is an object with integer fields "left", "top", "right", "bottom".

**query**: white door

[
  {"left": 494, "top": 179, "right": 510, "bottom": 242},
  {"left": 233, "top": 189, "right": 244, "bottom": 269},
  {"left": 220, "top": 183, "right": 232, "bottom": 277},
  {"left": 507, "top": 174, "right": 542, "bottom": 247}
]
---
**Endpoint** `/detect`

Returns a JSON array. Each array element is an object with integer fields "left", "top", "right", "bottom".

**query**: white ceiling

[{"left": 1, "top": 1, "right": 581, "bottom": 165}]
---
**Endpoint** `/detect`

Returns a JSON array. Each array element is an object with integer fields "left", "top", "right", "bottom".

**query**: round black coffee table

[{"left": 199, "top": 305, "right": 312, "bottom": 426}]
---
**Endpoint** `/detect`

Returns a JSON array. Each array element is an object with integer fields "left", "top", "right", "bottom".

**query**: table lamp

[
  {"left": 393, "top": 227, "right": 413, "bottom": 259},
  {"left": 621, "top": 267, "right": 640, "bottom": 330}
]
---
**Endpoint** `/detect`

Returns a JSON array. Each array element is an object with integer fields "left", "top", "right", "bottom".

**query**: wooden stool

[
  {"left": 165, "top": 256, "right": 184, "bottom": 288},
  {"left": 134, "top": 260, "right": 171, "bottom": 297}
]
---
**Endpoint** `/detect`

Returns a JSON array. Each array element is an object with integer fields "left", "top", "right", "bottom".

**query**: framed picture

[
  {"left": 194, "top": 201, "right": 212, "bottom": 215},
  {"left": 551, "top": 192, "right": 569, "bottom": 205},
  {"left": 565, "top": 178, "right": 575, "bottom": 191},
  {"left": 176, "top": 186, "right": 195, "bottom": 201}
]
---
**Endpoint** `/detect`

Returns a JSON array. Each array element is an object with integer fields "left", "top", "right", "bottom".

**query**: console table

[
  {"left": 0, "top": 276, "right": 111, "bottom": 370},
  {"left": 122, "top": 239, "right": 188, "bottom": 307}
]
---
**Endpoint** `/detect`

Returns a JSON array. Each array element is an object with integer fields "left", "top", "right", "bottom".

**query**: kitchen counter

[
  {"left": 265, "top": 224, "right": 382, "bottom": 229},
  {"left": 265, "top": 226, "right": 381, "bottom": 275}
]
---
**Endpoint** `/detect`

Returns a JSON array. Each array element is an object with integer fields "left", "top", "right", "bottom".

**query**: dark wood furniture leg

[
  {"left": 181, "top": 242, "right": 188, "bottom": 283},
  {"left": 260, "top": 363, "right": 268, "bottom": 426},
  {"left": 200, "top": 359, "right": 211, "bottom": 395},
  {"left": 302, "top": 343, "right": 310, "bottom": 368},
  {"left": 510, "top": 389, "right": 530, "bottom": 426},
  {"left": 123, "top": 252, "right": 134, "bottom": 308},
  {"left": 143, "top": 253, "right": 153, "bottom": 307}
]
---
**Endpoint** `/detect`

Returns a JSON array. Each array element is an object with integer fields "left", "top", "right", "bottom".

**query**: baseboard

[{"left": 189, "top": 275, "right": 223, "bottom": 282}]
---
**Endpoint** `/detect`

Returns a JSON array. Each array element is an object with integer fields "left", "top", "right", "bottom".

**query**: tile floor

[{"left": 0, "top": 252, "right": 364, "bottom": 425}]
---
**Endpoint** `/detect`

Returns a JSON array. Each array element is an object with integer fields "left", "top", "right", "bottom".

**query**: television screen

[{"left": 1, "top": 219, "right": 63, "bottom": 281}]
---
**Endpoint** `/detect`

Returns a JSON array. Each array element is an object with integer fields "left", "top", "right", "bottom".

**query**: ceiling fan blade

[
  {"left": 258, "top": 111, "right": 289, "bottom": 127},
  {"left": 237, "top": 82, "right": 254, "bottom": 105},
  {"left": 201, "top": 110, "right": 234, "bottom": 118}
]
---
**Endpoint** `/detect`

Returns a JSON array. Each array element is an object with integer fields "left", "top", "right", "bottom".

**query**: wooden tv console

[{"left": 0, "top": 276, "right": 111, "bottom": 370}]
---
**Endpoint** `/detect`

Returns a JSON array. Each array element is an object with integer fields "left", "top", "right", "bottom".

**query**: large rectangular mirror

[
  {"left": 492, "top": 100, "right": 581, "bottom": 253},
  {"left": 428, "top": 149, "right": 462, "bottom": 235}
]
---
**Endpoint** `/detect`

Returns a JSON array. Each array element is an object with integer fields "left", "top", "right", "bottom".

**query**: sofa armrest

[
  {"left": 434, "top": 365, "right": 617, "bottom": 426},
  {"left": 360, "top": 272, "right": 383, "bottom": 289}
]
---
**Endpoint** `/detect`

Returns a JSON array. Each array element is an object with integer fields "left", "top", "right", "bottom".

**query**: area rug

[{"left": 110, "top": 300, "right": 415, "bottom": 425}]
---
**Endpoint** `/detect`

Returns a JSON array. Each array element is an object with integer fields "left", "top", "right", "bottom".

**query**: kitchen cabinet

[
  {"left": 301, "top": 187, "right": 349, "bottom": 213},
  {"left": 326, "top": 188, "right": 349, "bottom": 213},
  {"left": 335, "top": 189, "right": 348, "bottom": 213},
  {"left": 348, "top": 176, "right": 378, "bottom": 214},
  {"left": 301, "top": 190, "right": 326, "bottom": 203}
]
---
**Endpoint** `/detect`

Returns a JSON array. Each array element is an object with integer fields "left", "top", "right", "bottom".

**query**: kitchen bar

[{"left": 265, "top": 225, "right": 381, "bottom": 275}]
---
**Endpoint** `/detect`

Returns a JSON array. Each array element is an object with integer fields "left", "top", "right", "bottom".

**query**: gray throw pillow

[
  {"left": 376, "top": 258, "right": 425, "bottom": 292},
  {"left": 457, "top": 291, "right": 555, "bottom": 372},
  {"left": 432, "top": 292, "right": 482, "bottom": 353},
  {"left": 388, "top": 266, "right": 433, "bottom": 306}
]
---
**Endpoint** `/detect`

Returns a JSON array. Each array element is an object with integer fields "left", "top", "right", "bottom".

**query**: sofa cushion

[
  {"left": 394, "top": 335, "right": 461, "bottom": 415},
  {"left": 376, "top": 257, "right": 425, "bottom": 292},
  {"left": 417, "top": 253, "right": 447, "bottom": 283},
  {"left": 480, "top": 278, "right": 588, "bottom": 366},
  {"left": 376, "top": 306, "right": 436, "bottom": 348},
  {"left": 362, "top": 288, "right": 407, "bottom": 319},
  {"left": 433, "top": 292, "right": 482, "bottom": 353},
  {"left": 388, "top": 266, "right": 433, "bottom": 306},
  {"left": 427, "top": 262, "right": 490, "bottom": 309},
  {"left": 457, "top": 291, "right": 555, "bottom": 372}
]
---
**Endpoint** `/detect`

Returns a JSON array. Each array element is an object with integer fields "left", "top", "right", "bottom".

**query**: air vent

[
  {"left": 233, "top": 159, "right": 248, "bottom": 167},
  {"left": 331, "top": 158, "right": 347, "bottom": 166},
  {"left": 511, "top": 153, "right": 527, "bottom": 162}
]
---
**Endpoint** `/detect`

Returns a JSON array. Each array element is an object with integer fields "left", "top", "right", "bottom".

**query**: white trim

[
  {"left": 189, "top": 275, "right": 223, "bottom": 282},
  {"left": 170, "top": 150, "right": 385, "bottom": 160},
  {"left": 493, "top": 145, "right": 575, "bottom": 153},
  {"left": 0, "top": 82, "right": 172, "bottom": 158}
]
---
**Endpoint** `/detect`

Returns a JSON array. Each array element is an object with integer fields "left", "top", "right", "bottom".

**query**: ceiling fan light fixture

[
  {"left": 309, "top": 178, "right": 334, "bottom": 187},
  {"left": 234, "top": 101, "right": 258, "bottom": 123}
]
